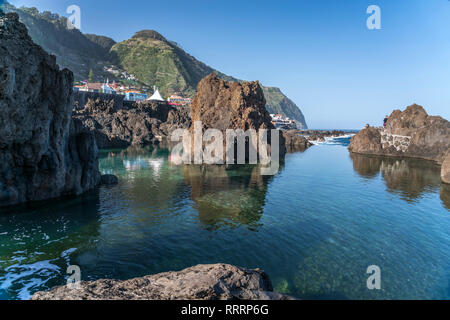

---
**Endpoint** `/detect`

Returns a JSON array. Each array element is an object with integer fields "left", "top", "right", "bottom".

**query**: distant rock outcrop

[
  {"left": 0, "top": 12, "right": 100, "bottom": 207},
  {"left": 74, "top": 99, "right": 191, "bottom": 148},
  {"left": 283, "top": 130, "right": 312, "bottom": 152},
  {"left": 349, "top": 105, "right": 450, "bottom": 164},
  {"left": 32, "top": 263, "right": 293, "bottom": 300}
]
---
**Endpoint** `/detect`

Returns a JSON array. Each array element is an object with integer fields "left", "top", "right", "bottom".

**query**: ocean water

[{"left": 0, "top": 137, "right": 449, "bottom": 300}]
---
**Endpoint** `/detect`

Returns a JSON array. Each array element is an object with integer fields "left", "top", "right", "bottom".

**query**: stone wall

[{"left": 380, "top": 130, "right": 412, "bottom": 153}]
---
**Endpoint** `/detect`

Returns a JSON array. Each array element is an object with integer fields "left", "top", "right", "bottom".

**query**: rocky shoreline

[
  {"left": 32, "top": 264, "right": 293, "bottom": 300},
  {"left": 348, "top": 104, "right": 449, "bottom": 183},
  {"left": 300, "top": 129, "right": 354, "bottom": 143}
]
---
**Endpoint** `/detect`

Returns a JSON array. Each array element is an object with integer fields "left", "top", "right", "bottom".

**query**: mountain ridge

[{"left": 1, "top": 3, "right": 307, "bottom": 128}]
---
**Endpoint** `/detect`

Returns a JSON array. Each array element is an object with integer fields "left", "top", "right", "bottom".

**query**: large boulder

[
  {"left": 32, "top": 263, "right": 293, "bottom": 300},
  {"left": 442, "top": 152, "right": 450, "bottom": 184},
  {"left": 0, "top": 13, "right": 100, "bottom": 207},
  {"left": 283, "top": 130, "right": 312, "bottom": 152},
  {"left": 191, "top": 74, "right": 273, "bottom": 132},
  {"left": 189, "top": 74, "right": 285, "bottom": 160},
  {"left": 349, "top": 104, "right": 450, "bottom": 164}
]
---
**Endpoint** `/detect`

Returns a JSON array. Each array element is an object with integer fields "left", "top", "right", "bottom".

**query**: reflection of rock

[
  {"left": 380, "top": 159, "right": 441, "bottom": 200},
  {"left": 350, "top": 153, "right": 442, "bottom": 201},
  {"left": 0, "top": 13, "right": 100, "bottom": 207},
  {"left": 349, "top": 105, "right": 450, "bottom": 164},
  {"left": 32, "top": 263, "right": 293, "bottom": 300},
  {"left": 440, "top": 184, "right": 450, "bottom": 210},
  {"left": 100, "top": 174, "right": 119, "bottom": 185},
  {"left": 182, "top": 164, "right": 275, "bottom": 230},
  {"left": 349, "top": 153, "right": 383, "bottom": 178},
  {"left": 442, "top": 152, "right": 450, "bottom": 184}
]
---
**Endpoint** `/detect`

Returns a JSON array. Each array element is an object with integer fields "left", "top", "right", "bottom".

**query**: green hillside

[
  {"left": 1, "top": 2, "right": 307, "bottom": 128},
  {"left": 110, "top": 30, "right": 209, "bottom": 97},
  {"left": 1, "top": 2, "right": 115, "bottom": 80},
  {"left": 263, "top": 86, "right": 307, "bottom": 128}
]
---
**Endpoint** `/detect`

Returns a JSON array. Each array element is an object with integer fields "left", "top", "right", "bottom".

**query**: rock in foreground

[
  {"left": 0, "top": 13, "right": 100, "bottom": 207},
  {"left": 32, "top": 264, "right": 293, "bottom": 300},
  {"left": 349, "top": 105, "right": 450, "bottom": 164}
]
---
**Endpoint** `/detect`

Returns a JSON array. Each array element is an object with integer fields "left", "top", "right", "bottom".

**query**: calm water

[{"left": 0, "top": 137, "right": 449, "bottom": 300}]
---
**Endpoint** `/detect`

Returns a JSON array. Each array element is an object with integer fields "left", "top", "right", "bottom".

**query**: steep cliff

[
  {"left": 263, "top": 86, "right": 307, "bottom": 129},
  {"left": 1, "top": 2, "right": 115, "bottom": 80},
  {"left": 348, "top": 104, "right": 450, "bottom": 164},
  {"left": 0, "top": 12, "right": 100, "bottom": 207}
]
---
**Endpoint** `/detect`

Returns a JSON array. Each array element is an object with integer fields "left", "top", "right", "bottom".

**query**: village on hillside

[
  {"left": 73, "top": 65, "right": 192, "bottom": 106},
  {"left": 73, "top": 67, "right": 296, "bottom": 128}
]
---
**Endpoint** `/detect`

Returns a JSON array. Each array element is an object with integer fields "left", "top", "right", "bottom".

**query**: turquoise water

[{"left": 0, "top": 138, "right": 449, "bottom": 300}]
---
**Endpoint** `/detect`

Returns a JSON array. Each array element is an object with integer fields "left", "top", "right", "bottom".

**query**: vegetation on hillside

[
  {"left": 2, "top": 3, "right": 307, "bottom": 127},
  {"left": 2, "top": 3, "right": 113, "bottom": 81},
  {"left": 263, "top": 86, "right": 307, "bottom": 128}
]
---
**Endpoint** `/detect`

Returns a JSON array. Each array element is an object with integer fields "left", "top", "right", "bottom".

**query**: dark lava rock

[
  {"left": 0, "top": 13, "right": 100, "bottom": 207},
  {"left": 74, "top": 100, "right": 191, "bottom": 149},
  {"left": 32, "top": 263, "right": 294, "bottom": 300},
  {"left": 101, "top": 174, "right": 119, "bottom": 185},
  {"left": 349, "top": 104, "right": 450, "bottom": 164},
  {"left": 190, "top": 74, "right": 285, "bottom": 159},
  {"left": 283, "top": 130, "right": 312, "bottom": 152}
]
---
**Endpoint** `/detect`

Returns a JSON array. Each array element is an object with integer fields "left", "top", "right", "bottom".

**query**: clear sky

[{"left": 5, "top": 0, "right": 450, "bottom": 129}]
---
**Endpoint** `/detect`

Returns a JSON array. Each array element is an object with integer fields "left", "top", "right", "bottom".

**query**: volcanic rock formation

[
  {"left": 32, "top": 263, "right": 293, "bottom": 300},
  {"left": 0, "top": 12, "right": 100, "bottom": 207},
  {"left": 74, "top": 99, "right": 191, "bottom": 148},
  {"left": 189, "top": 74, "right": 286, "bottom": 160},
  {"left": 348, "top": 104, "right": 450, "bottom": 164}
]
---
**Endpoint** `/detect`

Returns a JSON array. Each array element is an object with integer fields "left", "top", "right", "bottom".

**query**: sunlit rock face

[
  {"left": 349, "top": 104, "right": 450, "bottom": 164},
  {"left": 189, "top": 74, "right": 286, "bottom": 161},
  {"left": 0, "top": 12, "right": 100, "bottom": 207}
]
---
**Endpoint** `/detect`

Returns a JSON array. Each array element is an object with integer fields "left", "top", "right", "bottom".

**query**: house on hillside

[
  {"left": 125, "top": 91, "right": 148, "bottom": 101},
  {"left": 168, "top": 94, "right": 191, "bottom": 106}
]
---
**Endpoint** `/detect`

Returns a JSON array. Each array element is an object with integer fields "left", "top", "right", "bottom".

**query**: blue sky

[{"left": 5, "top": 0, "right": 450, "bottom": 129}]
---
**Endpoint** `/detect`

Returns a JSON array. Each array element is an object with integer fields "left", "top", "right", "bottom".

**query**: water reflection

[
  {"left": 441, "top": 184, "right": 450, "bottom": 210},
  {"left": 98, "top": 146, "right": 281, "bottom": 230},
  {"left": 350, "top": 153, "right": 448, "bottom": 206},
  {"left": 182, "top": 164, "right": 278, "bottom": 230}
]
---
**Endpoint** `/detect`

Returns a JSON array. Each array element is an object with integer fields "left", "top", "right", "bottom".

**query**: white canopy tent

[{"left": 147, "top": 87, "right": 165, "bottom": 101}]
